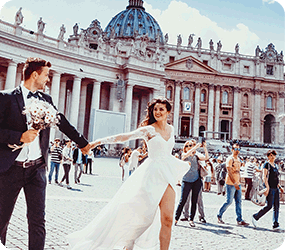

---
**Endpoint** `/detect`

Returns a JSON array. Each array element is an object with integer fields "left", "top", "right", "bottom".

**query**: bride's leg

[{"left": 159, "top": 184, "right": 175, "bottom": 250}]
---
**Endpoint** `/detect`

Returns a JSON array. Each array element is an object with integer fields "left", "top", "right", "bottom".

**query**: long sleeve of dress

[{"left": 97, "top": 125, "right": 156, "bottom": 145}]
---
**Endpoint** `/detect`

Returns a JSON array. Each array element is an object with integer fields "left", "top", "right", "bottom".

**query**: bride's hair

[{"left": 140, "top": 98, "right": 172, "bottom": 127}]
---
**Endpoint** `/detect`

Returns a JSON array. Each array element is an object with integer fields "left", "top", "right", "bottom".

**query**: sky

[{"left": 0, "top": 0, "right": 284, "bottom": 56}]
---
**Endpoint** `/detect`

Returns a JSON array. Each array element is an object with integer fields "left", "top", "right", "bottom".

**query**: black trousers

[
  {"left": 61, "top": 164, "right": 71, "bottom": 184},
  {"left": 0, "top": 162, "right": 46, "bottom": 250},
  {"left": 175, "top": 178, "right": 202, "bottom": 221},
  {"left": 245, "top": 178, "right": 253, "bottom": 199},
  {"left": 85, "top": 159, "right": 92, "bottom": 174}
]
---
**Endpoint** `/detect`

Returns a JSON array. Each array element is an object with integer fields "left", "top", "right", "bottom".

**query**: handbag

[
  {"left": 251, "top": 165, "right": 269, "bottom": 206},
  {"left": 198, "top": 160, "right": 208, "bottom": 178}
]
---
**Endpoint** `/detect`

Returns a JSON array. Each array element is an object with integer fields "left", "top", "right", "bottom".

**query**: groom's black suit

[{"left": 0, "top": 86, "right": 88, "bottom": 249}]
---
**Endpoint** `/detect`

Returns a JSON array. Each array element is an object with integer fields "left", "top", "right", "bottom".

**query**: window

[
  {"left": 166, "top": 86, "right": 172, "bottom": 100},
  {"left": 243, "top": 93, "right": 249, "bottom": 107},
  {"left": 169, "top": 56, "right": 175, "bottom": 63},
  {"left": 243, "top": 65, "right": 250, "bottom": 73},
  {"left": 267, "top": 96, "right": 273, "bottom": 109},
  {"left": 222, "top": 91, "right": 228, "bottom": 104},
  {"left": 183, "top": 87, "right": 190, "bottom": 100},
  {"left": 224, "top": 63, "right": 231, "bottom": 70},
  {"left": 266, "top": 65, "right": 273, "bottom": 75},
  {"left": 201, "top": 89, "right": 206, "bottom": 103},
  {"left": 200, "top": 109, "right": 206, "bottom": 113},
  {"left": 222, "top": 111, "right": 229, "bottom": 115}
]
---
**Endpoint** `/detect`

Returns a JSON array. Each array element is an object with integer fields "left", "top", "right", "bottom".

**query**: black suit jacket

[
  {"left": 0, "top": 86, "right": 88, "bottom": 173},
  {"left": 73, "top": 147, "right": 87, "bottom": 164}
]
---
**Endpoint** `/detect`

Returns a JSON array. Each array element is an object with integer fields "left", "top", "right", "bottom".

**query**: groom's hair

[{"left": 23, "top": 57, "right": 51, "bottom": 80}]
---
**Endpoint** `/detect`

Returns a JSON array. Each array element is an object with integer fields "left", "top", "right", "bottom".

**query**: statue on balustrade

[
  {"left": 78, "top": 30, "right": 87, "bottom": 45},
  {"left": 37, "top": 17, "right": 45, "bottom": 34},
  {"left": 235, "top": 43, "right": 239, "bottom": 54},
  {"left": 255, "top": 45, "right": 261, "bottom": 57},
  {"left": 196, "top": 37, "right": 202, "bottom": 49},
  {"left": 73, "top": 23, "right": 79, "bottom": 36},
  {"left": 58, "top": 24, "right": 66, "bottom": 40},
  {"left": 164, "top": 33, "right": 169, "bottom": 44},
  {"left": 217, "top": 40, "right": 222, "bottom": 52},
  {"left": 15, "top": 7, "right": 24, "bottom": 26},
  {"left": 110, "top": 26, "right": 116, "bottom": 40},
  {"left": 188, "top": 34, "right": 194, "bottom": 48},
  {"left": 209, "top": 39, "right": 214, "bottom": 50},
  {"left": 277, "top": 51, "right": 283, "bottom": 62},
  {"left": 177, "top": 34, "right": 182, "bottom": 47}
]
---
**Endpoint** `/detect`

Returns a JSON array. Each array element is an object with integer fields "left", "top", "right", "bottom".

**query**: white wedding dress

[{"left": 67, "top": 125, "right": 189, "bottom": 250}]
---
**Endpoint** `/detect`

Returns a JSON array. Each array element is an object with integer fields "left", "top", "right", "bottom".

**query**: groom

[{"left": 0, "top": 57, "right": 91, "bottom": 249}]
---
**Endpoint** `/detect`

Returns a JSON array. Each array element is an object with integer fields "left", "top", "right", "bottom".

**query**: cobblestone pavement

[{"left": 1, "top": 157, "right": 285, "bottom": 250}]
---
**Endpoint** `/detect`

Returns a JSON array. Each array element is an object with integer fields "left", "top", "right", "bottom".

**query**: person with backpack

[
  {"left": 252, "top": 150, "right": 284, "bottom": 229},
  {"left": 217, "top": 142, "right": 249, "bottom": 226},
  {"left": 216, "top": 155, "right": 226, "bottom": 195}
]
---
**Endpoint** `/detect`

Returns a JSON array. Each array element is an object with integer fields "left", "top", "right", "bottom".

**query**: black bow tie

[{"left": 27, "top": 91, "right": 44, "bottom": 101}]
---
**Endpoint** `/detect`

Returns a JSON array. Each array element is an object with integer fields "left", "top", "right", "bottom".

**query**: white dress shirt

[{"left": 15, "top": 84, "right": 42, "bottom": 162}]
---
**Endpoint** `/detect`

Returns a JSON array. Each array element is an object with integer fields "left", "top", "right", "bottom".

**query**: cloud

[
  {"left": 262, "top": 0, "right": 276, "bottom": 4},
  {"left": 145, "top": 0, "right": 262, "bottom": 55},
  {"left": 263, "top": 0, "right": 285, "bottom": 11}
]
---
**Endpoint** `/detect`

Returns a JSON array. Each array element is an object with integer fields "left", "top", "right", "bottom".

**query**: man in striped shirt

[
  {"left": 48, "top": 138, "right": 63, "bottom": 184},
  {"left": 244, "top": 156, "right": 257, "bottom": 200}
]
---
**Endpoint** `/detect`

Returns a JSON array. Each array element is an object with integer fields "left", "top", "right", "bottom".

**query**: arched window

[
  {"left": 243, "top": 93, "right": 249, "bottom": 107},
  {"left": 222, "top": 91, "right": 228, "bottom": 104},
  {"left": 201, "top": 89, "right": 206, "bottom": 103},
  {"left": 183, "top": 87, "right": 190, "bottom": 100},
  {"left": 267, "top": 96, "right": 273, "bottom": 109},
  {"left": 166, "top": 86, "right": 172, "bottom": 100}
]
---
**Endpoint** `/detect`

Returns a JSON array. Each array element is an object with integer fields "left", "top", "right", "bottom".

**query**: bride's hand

[{"left": 90, "top": 140, "right": 100, "bottom": 150}]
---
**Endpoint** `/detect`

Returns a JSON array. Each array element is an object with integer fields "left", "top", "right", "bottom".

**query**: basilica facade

[{"left": 0, "top": 0, "right": 284, "bottom": 146}]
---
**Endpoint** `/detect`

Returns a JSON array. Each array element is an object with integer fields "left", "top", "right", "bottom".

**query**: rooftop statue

[
  {"left": 177, "top": 34, "right": 182, "bottom": 47},
  {"left": 188, "top": 34, "right": 194, "bottom": 48},
  {"left": 15, "top": 7, "right": 24, "bottom": 26},
  {"left": 209, "top": 39, "right": 214, "bottom": 51},
  {"left": 58, "top": 24, "right": 66, "bottom": 40},
  {"left": 217, "top": 40, "right": 222, "bottom": 52},
  {"left": 255, "top": 45, "right": 261, "bottom": 57},
  {"left": 235, "top": 43, "right": 239, "bottom": 54},
  {"left": 73, "top": 23, "right": 79, "bottom": 36},
  {"left": 164, "top": 33, "right": 169, "bottom": 44},
  {"left": 196, "top": 37, "right": 202, "bottom": 49},
  {"left": 37, "top": 17, "right": 45, "bottom": 34}
]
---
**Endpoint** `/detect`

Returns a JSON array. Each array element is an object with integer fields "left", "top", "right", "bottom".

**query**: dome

[{"left": 104, "top": 0, "right": 164, "bottom": 44}]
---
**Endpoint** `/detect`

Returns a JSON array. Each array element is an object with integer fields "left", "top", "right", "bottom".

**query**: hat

[
  {"left": 54, "top": 138, "right": 60, "bottom": 141},
  {"left": 217, "top": 155, "right": 223, "bottom": 161}
]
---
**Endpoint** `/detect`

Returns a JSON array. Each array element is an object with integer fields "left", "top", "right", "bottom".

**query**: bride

[{"left": 67, "top": 98, "right": 190, "bottom": 250}]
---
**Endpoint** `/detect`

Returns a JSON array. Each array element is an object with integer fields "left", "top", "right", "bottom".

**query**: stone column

[
  {"left": 125, "top": 83, "right": 134, "bottom": 133},
  {"left": 252, "top": 89, "right": 262, "bottom": 142},
  {"left": 49, "top": 72, "right": 61, "bottom": 141},
  {"left": 232, "top": 87, "right": 240, "bottom": 139},
  {"left": 207, "top": 84, "right": 215, "bottom": 138},
  {"left": 193, "top": 82, "right": 201, "bottom": 137},
  {"left": 88, "top": 80, "right": 102, "bottom": 140},
  {"left": 278, "top": 92, "right": 285, "bottom": 145},
  {"left": 77, "top": 84, "right": 88, "bottom": 134},
  {"left": 69, "top": 76, "right": 82, "bottom": 127},
  {"left": 58, "top": 79, "right": 67, "bottom": 114},
  {"left": 50, "top": 72, "right": 61, "bottom": 107},
  {"left": 153, "top": 89, "right": 160, "bottom": 99},
  {"left": 0, "top": 76, "right": 4, "bottom": 90},
  {"left": 15, "top": 67, "right": 22, "bottom": 87},
  {"left": 109, "top": 83, "right": 120, "bottom": 112},
  {"left": 173, "top": 81, "right": 181, "bottom": 137},
  {"left": 5, "top": 61, "right": 18, "bottom": 90},
  {"left": 214, "top": 85, "right": 221, "bottom": 138}
]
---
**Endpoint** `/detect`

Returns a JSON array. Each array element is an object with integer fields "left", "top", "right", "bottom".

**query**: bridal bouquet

[{"left": 8, "top": 97, "right": 60, "bottom": 151}]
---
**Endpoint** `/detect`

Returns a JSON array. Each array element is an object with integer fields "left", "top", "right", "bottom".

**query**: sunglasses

[
  {"left": 232, "top": 148, "right": 240, "bottom": 151},
  {"left": 185, "top": 144, "right": 195, "bottom": 148}
]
